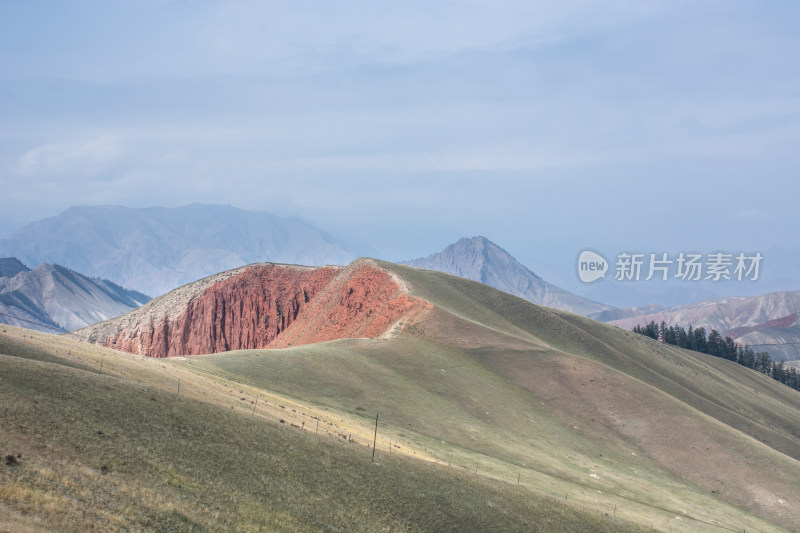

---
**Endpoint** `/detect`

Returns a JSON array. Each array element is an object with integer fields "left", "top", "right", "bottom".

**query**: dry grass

[
  {"left": 3, "top": 260, "right": 800, "bottom": 531},
  {"left": 170, "top": 264, "right": 800, "bottom": 532},
  {"left": 0, "top": 325, "right": 647, "bottom": 533}
]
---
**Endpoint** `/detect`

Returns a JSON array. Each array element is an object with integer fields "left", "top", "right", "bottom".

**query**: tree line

[{"left": 632, "top": 321, "right": 800, "bottom": 391}]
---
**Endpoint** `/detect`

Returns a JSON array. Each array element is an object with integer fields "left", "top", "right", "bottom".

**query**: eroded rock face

[
  {"left": 269, "top": 261, "right": 430, "bottom": 348},
  {"left": 71, "top": 259, "right": 431, "bottom": 357}
]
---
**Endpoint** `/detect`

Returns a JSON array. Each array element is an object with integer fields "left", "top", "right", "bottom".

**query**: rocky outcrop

[
  {"left": 70, "top": 259, "right": 431, "bottom": 357},
  {"left": 269, "top": 261, "right": 430, "bottom": 348}
]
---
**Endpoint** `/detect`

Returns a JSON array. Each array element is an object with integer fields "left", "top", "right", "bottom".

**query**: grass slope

[
  {"left": 171, "top": 263, "right": 800, "bottom": 532},
  {"left": 0, "top": 325, "right": 644, "bottom": 533}
]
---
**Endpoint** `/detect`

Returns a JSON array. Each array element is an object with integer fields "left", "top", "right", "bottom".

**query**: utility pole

[{"left": 371, "top": 413, "right": 379, "bottom": 462}]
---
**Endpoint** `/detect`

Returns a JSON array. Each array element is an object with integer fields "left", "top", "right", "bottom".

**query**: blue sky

[{"left": 1, "top": 1, "right": 799, "bottom": 297}]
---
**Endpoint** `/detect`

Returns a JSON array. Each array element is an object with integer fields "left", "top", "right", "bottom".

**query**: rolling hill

[
  {"left": 403, "top": 236, "right": 615, "bottom": 317},
  {"left": 0, "top": 261, "right": 150, "bottom": 333},
  {"left": 70, "top": 258, "right": 800, "bottom": 531},
  {"left": 0, "top": 204, "right": 371, "bottom": 297},
  {"left": 1, "top": 325, "right": 641, "bottom": 533}
]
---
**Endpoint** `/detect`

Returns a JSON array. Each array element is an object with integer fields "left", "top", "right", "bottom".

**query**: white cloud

[
  {"left": 17, "top": 135, "right": 123, "bottom": 177},
  {"left": 734, "top": 208, "right": 767, "bottom": 220}
]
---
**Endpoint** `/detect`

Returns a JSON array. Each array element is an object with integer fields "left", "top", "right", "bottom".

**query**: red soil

[
  {"left": 725, "top": 312, "right": 799, "bottom": 340},
  {"left": 98, "top": 260, "right": 430, "bottom": 357}
]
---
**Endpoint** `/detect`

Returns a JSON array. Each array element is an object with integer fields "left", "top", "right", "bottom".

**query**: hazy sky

[{"left": 1, "top": 1, "right": 799, "bottom": 282}]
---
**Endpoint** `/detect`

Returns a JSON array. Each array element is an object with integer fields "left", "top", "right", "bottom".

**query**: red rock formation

[
  {"left": 76, "top": 260, "right": 431, "bottom": 357},
  {"left": 725, "top": 312, "right": 799, "bottom": 340},
  {"left": 270, "top": 261, "right": 431, "bottom": 348}
]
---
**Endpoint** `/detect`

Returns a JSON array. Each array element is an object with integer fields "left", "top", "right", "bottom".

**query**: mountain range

[
  {"left": 403, "top": 236, "right": 614, "bottom": 317},
  {"left": 0, "top": 260, "right": 149, "bottom": 333},
  {"left": 609, "top": 290, "right": 800, "bottom": 361},
  {"left": 3, "top": 205, "right": 799, "bottom": 360},
  {"left": 0, "top": 204, "right": 371, "bottom": 297}
]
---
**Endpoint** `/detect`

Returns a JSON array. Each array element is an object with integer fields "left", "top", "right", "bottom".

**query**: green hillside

[
  {"left": 0, "top": 325, "right": 643, "bottom": 532},
  {"left": 3, "top": 260, "right": 800, "bottom": 532},
  {"left": 170, "top": 262, "right": 800, "bottom": 532}
]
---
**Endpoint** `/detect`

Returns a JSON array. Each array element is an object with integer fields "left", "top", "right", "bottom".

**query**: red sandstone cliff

[{"left": 69, "top": 259, "right": 431, "bottom": 357}]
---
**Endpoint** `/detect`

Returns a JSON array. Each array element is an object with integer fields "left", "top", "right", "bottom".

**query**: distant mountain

[
  {"left": 608, "top": 290, "right": 800, "bottom": 361},
  {"left": 403, "top": 236, "right": 614, "bottom": 316},
  {"left": 591, "top": 302, "right": 665, "bottom": 322},
  {"left": 0, "top": 204, "right": 371, "bottom": 297},
  {"left": 0, "top": 257, "right": 29, "bottom": 278},
  {"left": 0, "top": 261, "right": 150, "bottom": 333}
]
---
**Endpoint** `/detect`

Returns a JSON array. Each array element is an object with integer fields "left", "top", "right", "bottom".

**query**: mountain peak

[
  {"left": 456, "top": 235, "right": 491, "bottom": 245},
  {"left": 403, "top": 237, "right": 612, "bottom": 316},
  {"left": 407, "top": 235, "right": 538, "bottom": 280}
]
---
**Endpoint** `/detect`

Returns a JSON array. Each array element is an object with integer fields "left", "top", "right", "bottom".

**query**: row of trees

[{"left": 632, "top": 321, "right": 800, "bottom": 391}]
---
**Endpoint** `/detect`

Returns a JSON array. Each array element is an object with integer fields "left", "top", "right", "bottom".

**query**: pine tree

[
  {"left": 755, "top": 351, "right": 772, "bottom": 375},
  {"left": 675, "top": 326, "right": 689, "bottom": 349},
  {"left": 741, "top": 346, "right": 756, "bottom": 369},
  {"left": 707, "top": 329, "right": 722, "bottom": 357},
  {"left": 772, "top": 361, "right": 786, "bottom": 384},
  {"left": 693, "top": 327, "right": 708, "bottom": 354},
  {"left": 722, "top": 337, "right": 738, "bottom": 361},
  {"left": 662, "top": 324, "right": 677, "bottom": 345}
]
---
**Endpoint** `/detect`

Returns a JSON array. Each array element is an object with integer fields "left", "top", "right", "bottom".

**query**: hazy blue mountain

[
  {"left": 0, "top": 204, "right": 371, "bottom": 296},
  {"left": 403, "top": 236, "right": 615, "bottom": 317},
  {"left": 0, "top": 262, "right": 150, "bottom": 332},
  {"left": 0, "top": 257, "right": 29, "bottom": 278}
]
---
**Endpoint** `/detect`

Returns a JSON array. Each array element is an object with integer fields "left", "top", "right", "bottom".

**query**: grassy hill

[
  {"left": 167, "top": 262, "right": 800, "bottom": 532},
  {"left": 3, "top": 259, "right": 800, "bottom": 531},
  {"left": 0, "top": 325, "right": 645, "bottom": 533}
]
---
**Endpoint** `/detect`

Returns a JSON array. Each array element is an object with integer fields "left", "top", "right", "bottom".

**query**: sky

[{"left": 1, "top": 0, "right": 799, "bottom": 299}]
